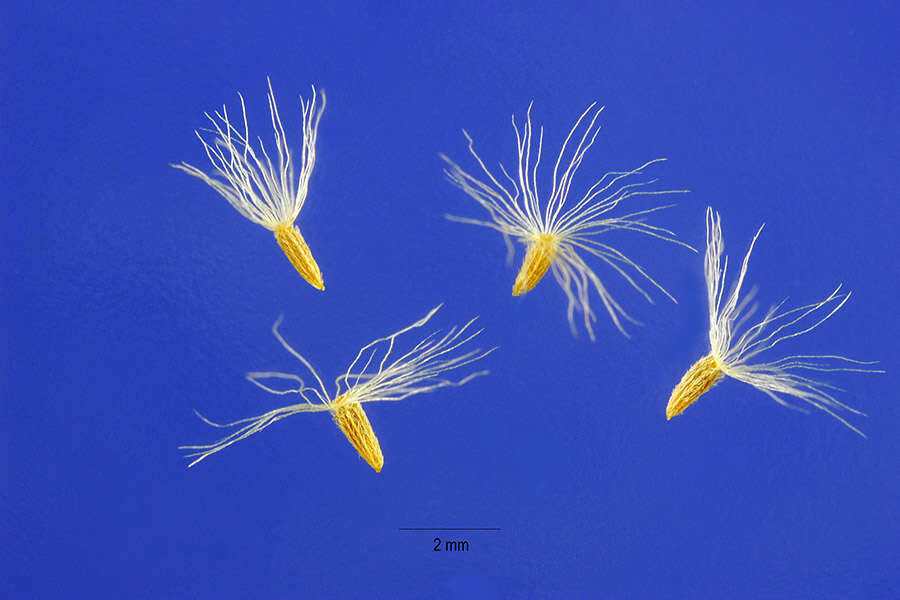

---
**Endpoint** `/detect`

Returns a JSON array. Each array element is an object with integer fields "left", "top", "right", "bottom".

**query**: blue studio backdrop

[{"left": 2, "top": 2, "right": 898, "bottom": 598}]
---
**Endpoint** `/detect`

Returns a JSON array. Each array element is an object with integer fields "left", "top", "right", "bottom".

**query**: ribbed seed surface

[
  {"left": 667, "top": 354, "right": 722, "bottom": 420},
  {"left": 333, "top": 399, "right": 384, "bottom": 473},
  {"left": 274, "top": 223, "right": 324, "bottom": 290},
  {"left": 513, "top": 235, "right": 557, "bottom": 296}
]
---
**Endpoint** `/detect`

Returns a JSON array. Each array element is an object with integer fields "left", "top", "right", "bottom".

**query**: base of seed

[
  {"left": 274, "top": 223, "right": 324, "bottom": 290},
  {"left": 513, "top": 234, "right": 558, "bottom": 296},
  {"left": 332, "top": 398, "right": 384, "bottom": 472},
  {"left": 667, "top": 354, "right": 722, "bottom": 420}
]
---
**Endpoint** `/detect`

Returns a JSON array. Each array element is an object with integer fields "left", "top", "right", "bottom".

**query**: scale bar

[{"left": 399, "top": 527, "right": 500, "bottom": 531}]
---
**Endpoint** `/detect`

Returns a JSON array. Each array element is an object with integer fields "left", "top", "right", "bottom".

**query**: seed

[
  {"left": 332, "top": 398, "right": 384, "bottom": 472},
  {"left": 513, "top": 234, "right": 557, "bottom": 296},
  {"left": 667, "top": 354, "right": 722, "bottom": 420},
  {"left": 274, "top": 223, "right": 324, "bottom": 290}
]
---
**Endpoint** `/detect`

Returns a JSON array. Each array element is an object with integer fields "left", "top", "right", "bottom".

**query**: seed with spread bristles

[
  {"left": 442, "top": 102, "right": 694, "bottom": 339},
  {"left": 666, "top": 207, "right": 882, "bottom": 434},
  {"left": 172, "top": 78, "right": 326, "bottom": 290},
  {"left": 180, "top": 305, "right": 495, "bottom": 472}
]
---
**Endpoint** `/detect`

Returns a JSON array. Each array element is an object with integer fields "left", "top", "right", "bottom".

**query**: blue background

[{"left": 2, "top": 2, "right": 898, "bottom": 598}]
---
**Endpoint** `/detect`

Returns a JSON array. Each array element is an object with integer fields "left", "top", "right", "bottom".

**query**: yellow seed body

[
  {"left": 274, "top": 223, "right": 324, "bottom": 290},
  {"left": 667, "top": 354, "right": 722, "bottom": 420},
  {"left": 513, "top": 235, "right": 558, "bottom": 296},
  {"left": 332, "top": 398, "right": 384, "bottom": 473}
]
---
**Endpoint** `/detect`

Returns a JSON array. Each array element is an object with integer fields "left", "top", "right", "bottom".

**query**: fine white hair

[
  {"left": 704, "top": 207, "right": 881, "bottom": 435},
  {"left": 173, "top": 78, "right": 325, "bottom": 230}
]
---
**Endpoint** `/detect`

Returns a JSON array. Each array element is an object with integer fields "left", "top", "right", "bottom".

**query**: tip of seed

[{"left": 666, "top": 401, "right": 684, "bottom": 420}]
